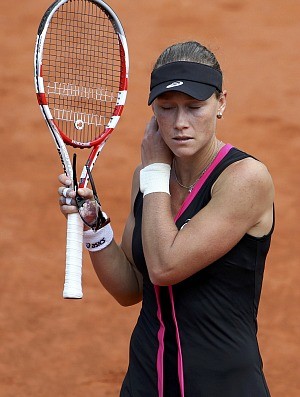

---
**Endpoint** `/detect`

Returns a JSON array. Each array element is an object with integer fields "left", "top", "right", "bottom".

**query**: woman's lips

[{"left": 173, "top": 136, "right": 193, "bottom": 142}]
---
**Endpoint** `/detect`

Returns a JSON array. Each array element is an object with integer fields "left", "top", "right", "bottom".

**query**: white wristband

[
  {"left": 83, "top": 223, "right": 114, "bottom": 252},
  {"left": 140, "top": 163, "right": 171, "bottom": 197}
]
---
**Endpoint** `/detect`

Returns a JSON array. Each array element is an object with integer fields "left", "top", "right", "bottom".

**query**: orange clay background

[{"left": 0, "top": 1, "right": 299, "bottom": 396}]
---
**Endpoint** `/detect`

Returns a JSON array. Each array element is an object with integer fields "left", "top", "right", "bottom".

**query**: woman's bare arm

[{"left": 142, "top": 158, "right": 274, "bottom": 286}]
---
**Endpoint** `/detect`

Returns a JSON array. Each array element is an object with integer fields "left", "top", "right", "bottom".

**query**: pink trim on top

[
  {"left": 168, "top": 286, "right": 185, "bottom": 397},
  {"left": 174, "top": 144, "right": 233, "bottom": 222},
  {"left": 154, "top": 285, "right": 165, "bottom": 397}
]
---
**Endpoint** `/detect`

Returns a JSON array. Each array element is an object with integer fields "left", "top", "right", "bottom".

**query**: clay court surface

[{"left": 0, "top": 0, "right": 299, "bottom": 396}]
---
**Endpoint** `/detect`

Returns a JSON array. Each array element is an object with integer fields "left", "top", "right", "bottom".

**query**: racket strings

[{"left": 43, "top": 0, "right": 122, "bottom": 144}]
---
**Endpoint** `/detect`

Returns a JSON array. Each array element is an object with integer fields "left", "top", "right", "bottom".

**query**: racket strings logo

[
  {"left": 166, "top": 81, "right": 184, "bottom": 89},
  {"left": 53, "top": 108, "right": 106, "bottom": 129},
  {"left": 47, "top": 81, "right": 116, "bottom": 102},
  {"left": 74, "top": 119, "right": 84, "bottom": 130}
]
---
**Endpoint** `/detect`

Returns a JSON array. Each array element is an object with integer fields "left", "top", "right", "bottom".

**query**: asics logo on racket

[
  {"left": 166, "top": 81, "right": 184, "bottom": 88},
  {"left": 86, "top": 238, "right": 106, "bottom": 249}
]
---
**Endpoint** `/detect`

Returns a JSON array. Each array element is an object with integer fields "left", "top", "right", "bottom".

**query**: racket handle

[{"left": 63, "top": 212, "right": 84, "bottom": 299}]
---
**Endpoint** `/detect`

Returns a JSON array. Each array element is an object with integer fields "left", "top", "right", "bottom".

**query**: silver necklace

[{"left": 173, "top": 141, "right": 222, "bottom": 193}]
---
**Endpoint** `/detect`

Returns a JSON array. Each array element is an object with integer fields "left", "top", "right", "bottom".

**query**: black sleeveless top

[{"left": 120, "top": 146, "right": 273, "bottom": 397}]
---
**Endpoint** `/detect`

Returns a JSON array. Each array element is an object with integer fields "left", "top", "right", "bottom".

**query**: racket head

[{"left": 34, "top": 0, "right": 129, "bottom": 149}]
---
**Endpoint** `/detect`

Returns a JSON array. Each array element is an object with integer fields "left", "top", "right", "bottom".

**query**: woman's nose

[{"left": 174, "top": 107, "right": 189, "bottom": 130}]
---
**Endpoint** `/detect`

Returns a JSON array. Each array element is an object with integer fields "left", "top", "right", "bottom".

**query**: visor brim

[{"left": 148, "top": 81, "right": 217, "bottom": 105}]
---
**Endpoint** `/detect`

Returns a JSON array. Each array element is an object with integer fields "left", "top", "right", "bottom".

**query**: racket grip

[{"left": 63, "top": 212, "right": 84, "bottom": 299}]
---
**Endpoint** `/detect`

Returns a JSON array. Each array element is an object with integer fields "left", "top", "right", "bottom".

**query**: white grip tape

[
  {"left": 63, "top": 212, "right": 84, "bottom": 299},
  {"left": 83, "top": 223, "right": 114, "bottom": 252},
  {"left": 140, "top": 163, "right": 171, "bottom": 197}
]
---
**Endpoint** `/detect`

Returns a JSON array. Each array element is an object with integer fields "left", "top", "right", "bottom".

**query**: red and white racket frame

[{"left": 34, "top": 0, "right": 129, "bottom": 298}]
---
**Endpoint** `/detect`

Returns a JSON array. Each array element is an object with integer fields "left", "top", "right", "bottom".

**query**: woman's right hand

[
  {"left": 57, "top": 173, "right": 93, "bottom": 218},
  {"left": 141, "top": 116, "right": 173, "bottom": 167}
]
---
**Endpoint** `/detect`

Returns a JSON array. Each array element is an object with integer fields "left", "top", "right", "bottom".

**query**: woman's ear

[
  {"left": 217, "top": 90, "right": 227, "bottom": 118},
  {"left": 151, "top": 103, "right": 159, "bottom": 127},
  {"left": 151, "top": 103, "right": 156, "bottom": 116}
]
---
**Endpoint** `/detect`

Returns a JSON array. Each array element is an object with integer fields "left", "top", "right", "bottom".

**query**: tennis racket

[{"left": 34, "top": 0, "right": 129, "bottom": 298}]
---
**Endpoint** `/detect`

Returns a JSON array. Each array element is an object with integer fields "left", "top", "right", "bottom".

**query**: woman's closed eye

[{"left": 159, "top": 104, "right": 175, "bottom": 110}]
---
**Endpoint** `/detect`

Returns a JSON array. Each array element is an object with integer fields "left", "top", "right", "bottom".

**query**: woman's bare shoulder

[{"left": 214, "top": 156, "right": 274, "bottom": 195}]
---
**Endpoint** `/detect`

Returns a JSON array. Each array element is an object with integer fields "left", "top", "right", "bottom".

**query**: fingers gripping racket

[{"left": 34, "top": 0, "right": 129, "bottom": 298}]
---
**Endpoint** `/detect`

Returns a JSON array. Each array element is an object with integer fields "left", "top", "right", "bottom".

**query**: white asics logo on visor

[{"left": 166, "top": 81, "right": 184, "bottom": 88}]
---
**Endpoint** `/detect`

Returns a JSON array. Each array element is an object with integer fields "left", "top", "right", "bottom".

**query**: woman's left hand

[{"left": 141, "top": 116, "right": 173, "bottom": 167}]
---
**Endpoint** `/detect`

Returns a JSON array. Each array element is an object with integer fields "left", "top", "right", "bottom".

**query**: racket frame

[{"left": 34, "top": 0, "right": 129, "bottom": 298}]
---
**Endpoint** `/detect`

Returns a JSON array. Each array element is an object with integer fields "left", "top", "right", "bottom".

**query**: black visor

[{"left": 148, "top": 61, "right": 222, "bottom": 105}]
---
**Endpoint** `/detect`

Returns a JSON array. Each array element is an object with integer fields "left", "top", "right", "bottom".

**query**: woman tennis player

[{"left": 58, "top": 41, "right": 274, "bottom": 396}]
